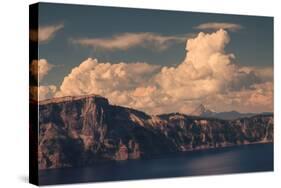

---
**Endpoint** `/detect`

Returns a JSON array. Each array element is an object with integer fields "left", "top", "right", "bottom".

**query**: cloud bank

[
  {"left": 40, "top": 29, "right": 272, "bottom": 114},
  {"left": 195, "top": 22, "right": 242, "bottom": 31},
  {"left": 72, "top": 32, "right": 188, "bottom": 51},
  {"left": 31, "top": 85, "right": 57, "bottom": 101},
  {"left": 30, "top": 59, "right": 57, "bottom": 101},
  {"left": 30, "top": 59, "right": 54, "bottom": 82}
]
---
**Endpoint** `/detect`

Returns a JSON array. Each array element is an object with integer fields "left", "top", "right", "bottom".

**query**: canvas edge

[{"left": 29, "top": 3, "right": 39, "bottom": 186}]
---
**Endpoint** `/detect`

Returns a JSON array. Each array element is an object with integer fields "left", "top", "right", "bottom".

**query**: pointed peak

[
  {"left": 198, "top": 103, "right": 206, "bottom": 110},
  {"left": 190, "top": 104, "right": 214, "bottom": 116}
]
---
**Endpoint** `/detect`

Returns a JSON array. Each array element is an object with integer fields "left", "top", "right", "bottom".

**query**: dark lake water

[{"left": 39, "top": 143, "right": 273, "bottom": 185}]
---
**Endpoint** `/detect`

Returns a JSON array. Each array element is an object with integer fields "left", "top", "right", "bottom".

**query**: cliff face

[{"left": 38, "top": 95, "right": 273, "bottom": 170}]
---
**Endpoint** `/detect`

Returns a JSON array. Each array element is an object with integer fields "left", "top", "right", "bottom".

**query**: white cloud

[
  {"left": 154, "top": 29, "right": 236, "bottom": 100},
  {"left": 203, "top": 82, "right": 273, "bottom": 113},
  {"left": 30, "top": 85, "right": 57, "bottom": 101},
  {"left": 30, "top": 59, "right": 54, "bottom": 82},
  {"left": 30, "top": 24, "right": 64, "bottom": 42},
  {"left": 71, "top": 32, "right": 188, "bottom": 51},
  {"left": 43, "top": 29, "right": 272, "bottom": 114},
  {"left": 30, "top": 59, "right": 56, "bottom": 101},
  {"left": 38, "top": 85, "right": 57, "bottom": 101},
  {"left": 55, "top": 58, "right": 160, "bottom": 98},
  {"left": 195, "top": 22, "right": 242, "bottom": 31}
]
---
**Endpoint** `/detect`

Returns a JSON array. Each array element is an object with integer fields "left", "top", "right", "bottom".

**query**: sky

[{"left": 31, "top": 2, "right": 274, "bottom": 114}]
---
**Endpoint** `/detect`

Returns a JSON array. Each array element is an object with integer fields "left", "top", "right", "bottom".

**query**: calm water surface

[{"left": 39, "top": 143, "right": 273, "bottom": 185}]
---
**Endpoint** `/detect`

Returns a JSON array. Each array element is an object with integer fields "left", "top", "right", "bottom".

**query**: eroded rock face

[
  {"left": 114, "top": 140, "right": 141, "bottom": 160},
  {"left": 38, "top": 95, "right": 273, "bottom": 170},
  {"left": 38, "top": 95, "right": 176, "bottom": 169}
]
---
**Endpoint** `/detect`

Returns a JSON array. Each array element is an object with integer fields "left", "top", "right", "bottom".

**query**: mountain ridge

[
  {"left": 36, "top": 94, "right": 274, "bottom": 170},
  {"left": 189, "top": 104, "right": 264, "bottom": 120},
  {"left": 39, "top": 95, "right": 269, "bottom": 120}
]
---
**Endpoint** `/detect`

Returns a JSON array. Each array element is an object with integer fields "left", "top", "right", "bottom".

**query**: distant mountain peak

[
  {"left": 189, "top": 103, "right": 258, "bottom": 120},
  {"left": 190, "top": 104, "right": 214, "bottom": 116}
]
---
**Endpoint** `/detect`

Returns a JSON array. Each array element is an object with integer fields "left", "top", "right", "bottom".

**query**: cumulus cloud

[
  {"left": 203, "top": 82, "right": 273, "bottom": 113},
  {"left": 30, "top": 85, "right": 57, "bottom": 101},
  {"left": 55, "top": 58, "right": 160, "bottom": 97},
  {"left": 194, "top": 22, "right": 242, "bottom": 31},
  {"left": 154, "top": 29, "right": 236, "bottom": 101},
  {"left": 43, "top": 29, "right": 272, "bottom": 114},
  {"left": 30, "top": 59, "right": 56, "bottom": 101},
  {"left": 30, "top": 59, "right": 54, "bottom": 82},
  {"left": 30, "top": 24, "right": 64, "bottom": 42},
  {"left": 71, "top": 32, "right": 189, "bottom": 51}
]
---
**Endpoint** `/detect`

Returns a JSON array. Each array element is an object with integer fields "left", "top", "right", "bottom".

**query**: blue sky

[
  {"left": 38, "top": 3, "right": 273, "bottom": 87},
  {"left": 33, "top": 3, "right": 273, "bottom": 113}
]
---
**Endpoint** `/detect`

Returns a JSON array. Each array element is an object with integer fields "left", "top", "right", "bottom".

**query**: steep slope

[
  {"left": 38, "top": 95, "right": 274, "bottom": 170},
  {"left": 190, "top": 104, "right": 215, "bottom": 116},
  {"left": 38, "top": 95, "right": 176, "bottom": 169}
]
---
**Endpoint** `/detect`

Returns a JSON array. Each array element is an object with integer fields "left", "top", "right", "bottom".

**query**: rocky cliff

[{"left": 38, "top": 94, "right": 273, "bottom": 170}]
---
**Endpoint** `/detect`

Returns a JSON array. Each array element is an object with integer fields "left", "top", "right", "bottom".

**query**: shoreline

[
  {"left": 182, "top": 140, "right": 273, "bottom": 153},
  {"left": 39, "top": 141, "right": 273, "bottom": 172},
  {"left": 139, "top": 141, "right": 273, "bottom": 161}
]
